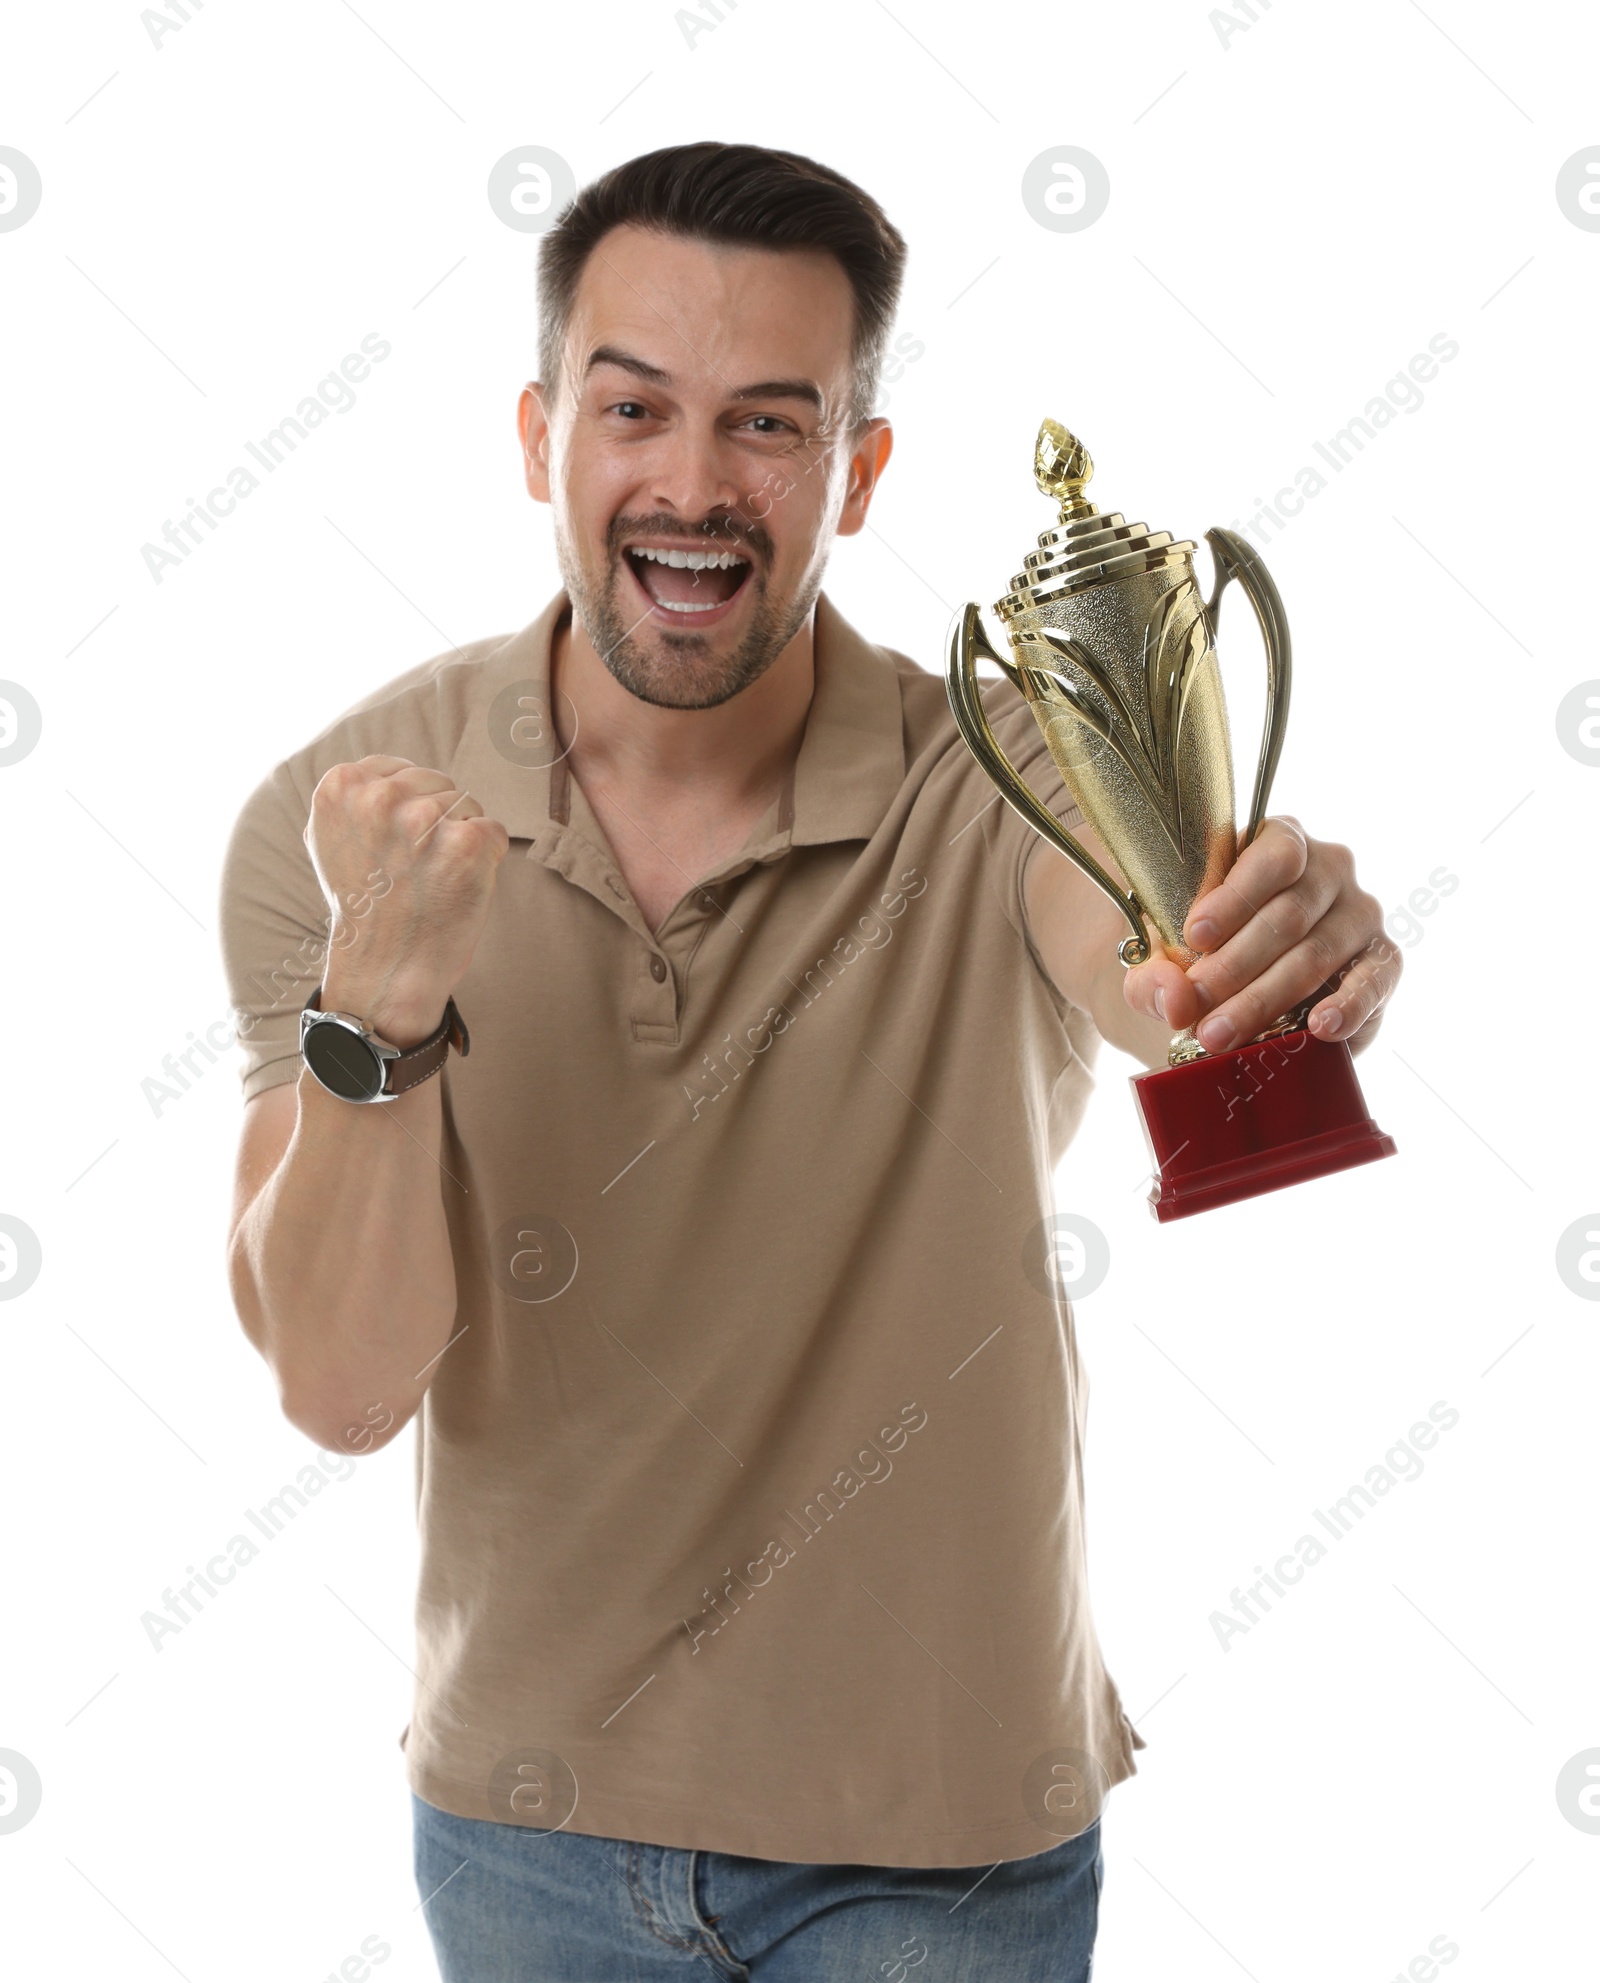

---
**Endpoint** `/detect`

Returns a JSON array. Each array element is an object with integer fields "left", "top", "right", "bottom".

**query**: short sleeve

[
  {"left": 218, "top": 761, "right": 328, "bottom": 1101},
  {"left": 966, "top": 675, "right": 1104, "bottom": 1088},
  {"left": 970, "top": 676, "right": 1085, "bottom": 952}
]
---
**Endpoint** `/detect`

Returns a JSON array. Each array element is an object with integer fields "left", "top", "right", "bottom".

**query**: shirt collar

[{"left": 445, "top": 587, "right": 906, "bottom": 850}]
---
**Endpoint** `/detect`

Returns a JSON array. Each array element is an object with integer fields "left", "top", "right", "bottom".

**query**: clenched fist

[{"left": 306, "top": 755, "right": 510, "bottom": 1047}]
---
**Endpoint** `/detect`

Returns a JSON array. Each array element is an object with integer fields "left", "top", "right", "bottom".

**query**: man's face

[{"left": 521, "top": 222, "right": 890, "bottom": 710}]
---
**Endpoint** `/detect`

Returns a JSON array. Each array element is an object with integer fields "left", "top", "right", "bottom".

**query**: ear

[
  {"left": 834, "top": 416, "right": 893, "bottom": 538},
  {"left": 518, "top": 383, "right": 553, "bottom": 504}
]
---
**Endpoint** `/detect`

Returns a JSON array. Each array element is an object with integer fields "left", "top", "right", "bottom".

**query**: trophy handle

[
  {"left": 1202, "top": 527, "right": 1293, "bottom": 850},
  {"left": 946, "top": 602, "right": 1152, "bottom": 966}
]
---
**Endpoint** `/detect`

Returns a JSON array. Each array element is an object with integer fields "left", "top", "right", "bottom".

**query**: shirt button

[
  {"left": 649, "top": 955, "right": 667, "bottom": 982},
  {"left": 697, "top": 890, "right": 715, "bottom": 912}
]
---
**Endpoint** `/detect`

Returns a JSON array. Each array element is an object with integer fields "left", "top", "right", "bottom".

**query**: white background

[{"left": 2, "top": 2, "right": 1597, "bottom": 1977}]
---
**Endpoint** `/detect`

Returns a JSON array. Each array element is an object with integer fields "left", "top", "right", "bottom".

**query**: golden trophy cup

[{"left": 947, "top": 420, "right": 1396, "bottom": 1220}]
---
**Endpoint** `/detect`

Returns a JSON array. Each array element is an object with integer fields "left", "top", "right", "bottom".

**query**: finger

[
  {"left": 1123, "top": 952, "right": 1200, "bottom": 1030},
  {"left": 313, "top": 760, "right": 455, "bottom": 823},
  {"left": 385, "top": 765, "right": 460, "bottom": 799},
  {"left": 436, "top": 791, "right": 484, "bottom": 819},
  {"left": 410, "top": 786, "right": 478, "bottom": 848},
  {"left": 1184, "top": 859, "right": 1345, "bottom": 1019},
  {"left": 1183, "top": 815, "right": 1309, "bottom": 952},
  {"left": 1190, "top": 898, "right": 1387, "bottom": 1052},
  {"left": 1307, "top": 930, "right": 1404, "bottom": 1042},
  {"left": 432, "top": 811, "right": 512, "bottom": 868},
  {"left": 468, "top": 812, "right": 512, "bottom": 863}
]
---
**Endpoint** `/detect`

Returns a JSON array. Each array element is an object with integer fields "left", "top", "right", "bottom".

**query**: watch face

[{"left": 303, "top": 1017, "right": 386, "bottom": 1101}]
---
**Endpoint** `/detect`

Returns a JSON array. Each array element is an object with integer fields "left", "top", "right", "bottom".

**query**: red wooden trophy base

[{"left": 1131, "top": 1027, "right": 1397, "bottom": 1223}]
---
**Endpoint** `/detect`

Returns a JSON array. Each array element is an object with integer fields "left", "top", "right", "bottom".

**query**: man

[{"left": 222, "top": 142, "right": 1398, "bottom": 1981}]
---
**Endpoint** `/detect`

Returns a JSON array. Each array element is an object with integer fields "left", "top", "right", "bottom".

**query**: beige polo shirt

[{"left": 219, "top": 587, "right": 1145, "bottom": 1868}]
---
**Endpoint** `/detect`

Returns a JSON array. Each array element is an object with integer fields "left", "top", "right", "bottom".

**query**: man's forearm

[{"left": 229, "top": 1072, "right": 457, "bottom": 1453}]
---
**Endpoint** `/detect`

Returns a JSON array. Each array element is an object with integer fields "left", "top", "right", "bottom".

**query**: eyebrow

[{"left": 584, "top": 343, "right": 825, "bottom": 414}]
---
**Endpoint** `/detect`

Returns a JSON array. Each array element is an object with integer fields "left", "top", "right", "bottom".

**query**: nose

[{"left": 646, "top": 422, "right": 753, "bottom": 532}]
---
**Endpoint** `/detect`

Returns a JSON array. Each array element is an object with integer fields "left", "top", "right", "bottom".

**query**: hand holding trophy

[{"left": 947, "top": 420, "right": 1396, "bottom": 1221}]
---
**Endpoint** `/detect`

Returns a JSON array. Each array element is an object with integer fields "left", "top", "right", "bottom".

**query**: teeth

[
  {"left": 629, "top": 546, "right": 748, "bottom": 571},
  {"left": 655, "top": 597, "right": 725, "bottom": 613}
]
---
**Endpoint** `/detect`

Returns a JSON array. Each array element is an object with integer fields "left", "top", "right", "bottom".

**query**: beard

[{"left": 558, "top": 513, "right": 819, "bottom": 711}]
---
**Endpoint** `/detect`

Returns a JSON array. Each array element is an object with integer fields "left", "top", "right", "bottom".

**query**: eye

[
  {"left": 608, "top": 400, "right": 654, "bottom": 421},
  {"left": 739, "top": 414, "right": 794, "bottom": 436}
]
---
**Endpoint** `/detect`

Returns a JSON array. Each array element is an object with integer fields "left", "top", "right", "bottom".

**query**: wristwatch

[{"left": 299, "top": 986, "right": 470, "bottom": 1102}]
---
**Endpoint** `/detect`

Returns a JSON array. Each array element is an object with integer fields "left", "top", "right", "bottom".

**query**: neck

[{"left": 551, "top": 602, "right": 817, "bottom": 808}]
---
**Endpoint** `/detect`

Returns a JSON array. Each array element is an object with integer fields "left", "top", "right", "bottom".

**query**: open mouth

[{"left": 623, "top": 542, "right": 753, "bottom": 624}]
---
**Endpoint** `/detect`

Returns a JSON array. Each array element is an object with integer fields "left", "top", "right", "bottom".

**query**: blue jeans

[{"left": 412, "top": 1792, "right": 1101, "bottom": 1981}]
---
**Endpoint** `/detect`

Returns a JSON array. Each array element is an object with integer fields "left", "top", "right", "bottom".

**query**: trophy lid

[{"left": 993, "top": 418, "right": 1197, "bottom": 622}]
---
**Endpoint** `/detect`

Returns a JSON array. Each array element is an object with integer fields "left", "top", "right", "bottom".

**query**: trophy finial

[{"left": 1034, "top": 419, "right": 1097, "bottom": 521}]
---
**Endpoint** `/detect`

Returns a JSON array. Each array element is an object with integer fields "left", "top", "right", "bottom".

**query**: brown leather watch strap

[{"left": 303, "top": 987, "right": 470, "bottom": 1097}]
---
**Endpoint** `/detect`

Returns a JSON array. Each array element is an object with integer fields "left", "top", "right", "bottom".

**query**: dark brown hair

[{"left": 536, "top": 142, "right": 907, "bottom": 429}]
